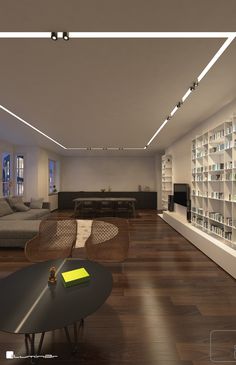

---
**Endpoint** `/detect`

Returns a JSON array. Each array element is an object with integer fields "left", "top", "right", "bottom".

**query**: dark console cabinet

[{"left": 58, "top": 191, "right": 157, "bottom": 210}]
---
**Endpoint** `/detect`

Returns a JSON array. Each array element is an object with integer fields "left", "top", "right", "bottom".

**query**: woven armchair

[
  {"left": 25, "top": 219, "right": 77, "bottom": 263},
  {"left": 25, "top": 217, "right": 129, "bottom": 263}
]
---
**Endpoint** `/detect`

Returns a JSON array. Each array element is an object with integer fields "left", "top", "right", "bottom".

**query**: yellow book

[{"left": 61, "top": 267, "right": 90, "bottom": 287}]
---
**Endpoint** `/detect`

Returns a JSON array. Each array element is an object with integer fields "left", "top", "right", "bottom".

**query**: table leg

[
  {"left": 24, "top": 333, "right": 45, "bottom": 364},
  {"left": 132, "top": 202, "right": 136, "bottom": 218},
  {"left": 64, "top": 319, "right": 84, "bottom": 354}
]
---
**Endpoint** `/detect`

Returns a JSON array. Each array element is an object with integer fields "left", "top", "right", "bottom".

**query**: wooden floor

[{"left": 0, "top": 211, "right": 236, "bottom": 364}]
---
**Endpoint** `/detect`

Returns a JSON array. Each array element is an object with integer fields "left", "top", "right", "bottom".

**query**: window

[
  {"left": 2, "top": 152, "right": 11, "bottom": 197},
  {"left": 49, "top": 159, "right": 56, "bottom": 194},
  {"left": 16, "top": 155, "right": 24, "bottom": 196}
]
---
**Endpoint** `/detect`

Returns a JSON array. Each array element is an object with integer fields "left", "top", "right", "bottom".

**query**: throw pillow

[
  {"left": 14, "top": 202, "right": 30, "bottom": 212},
  {"left": 7, "top": 196, "right": 28, "bottom": 211},
  {"left": 30, "top": 198, "right": 44, "bottom": 209},
  {"left": 0, "top": 199, "right": 14, "bottom": 217}
]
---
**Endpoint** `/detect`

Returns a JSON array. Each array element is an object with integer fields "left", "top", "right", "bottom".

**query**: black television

[{"left": 173, "top": 183, "right": 190, "bottom": 207}]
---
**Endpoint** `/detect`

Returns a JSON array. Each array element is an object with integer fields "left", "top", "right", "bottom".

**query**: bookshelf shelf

[
  {"left": 162, "top": 154, "right": 172, "bottom": 211},
  {"left": 191, "top": 115, "right": 236, "bottom": 248}
]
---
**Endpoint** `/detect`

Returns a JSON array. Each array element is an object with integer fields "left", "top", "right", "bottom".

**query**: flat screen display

[{"left": 173, "top": 183, "right": 189, "bottom": 207}]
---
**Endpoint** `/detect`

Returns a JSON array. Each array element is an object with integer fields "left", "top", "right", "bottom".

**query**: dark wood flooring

[{"left": 0, "top": 211, "right": 236, "bottom": 364}]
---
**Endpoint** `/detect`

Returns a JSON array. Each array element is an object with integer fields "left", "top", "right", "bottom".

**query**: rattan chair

[
  {"left": 25, "top": 219, "right": 77, "bottom": 263},
  {"left": 25, "top": 217, "right": 129, "bottom": 263}
]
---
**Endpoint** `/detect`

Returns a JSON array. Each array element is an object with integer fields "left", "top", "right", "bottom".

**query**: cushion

[
  {"left": 30, "top": 198, "right": 44, "bottom": 209},
  {"left": 0, "top": 199, "right": 13, "bottom": 217},
  {"left": 14, "top": 202, "right": 30, "bottom": 212},
  {"left": 7, "top": 196, "right": 29, "bottom": 211}
]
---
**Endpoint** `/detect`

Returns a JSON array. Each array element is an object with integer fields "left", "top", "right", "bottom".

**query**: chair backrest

[{"left": 25, "top": 218, "right": 77, "bottom": 262}]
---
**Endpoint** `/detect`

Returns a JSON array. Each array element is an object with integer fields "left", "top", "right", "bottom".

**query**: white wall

[
  {"left": 61, "top": 156, "right": 156, "bottom": 193},
  {"left": 166, "top": 98, "right": 236, "bottom": 185},
  {"left": 0, "top": 141, "right": 61, "bottom": 205},
  {"left": 165, "top": 98, "right": 236, "bottom": 217}
]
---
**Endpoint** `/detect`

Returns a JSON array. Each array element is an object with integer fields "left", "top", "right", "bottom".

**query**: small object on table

[
  {"left": 48, "top": 266, "right": 57, "bottom": 284},
  {"left": 61, "top": 267, "right": 90, "bottom": 287}
]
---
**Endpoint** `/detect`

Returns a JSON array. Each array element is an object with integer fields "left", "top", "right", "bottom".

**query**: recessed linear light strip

[
  {"left": 0, "top": 104, "right": 144, "bottom": 150},
  {"left": 0, "top": 104, "right": 67, "bottom": 149},
  {"left": 146, "top": 34, "right": 236, "bottom": 148},
  {"left": 65, "top": 147, "right": 144, "bottom": 150},
  {"left": 0, "top": 32, "right": 235, "bottom": 38}
]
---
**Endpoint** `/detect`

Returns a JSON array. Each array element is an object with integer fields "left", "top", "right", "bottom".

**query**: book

[{"left": 61, "top": 267, "right": 90, "bottom": 287}]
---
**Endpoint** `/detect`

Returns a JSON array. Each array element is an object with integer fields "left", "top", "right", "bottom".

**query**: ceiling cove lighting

[{"left": 146, "top": 34, "right": 236, "bottom": 147}]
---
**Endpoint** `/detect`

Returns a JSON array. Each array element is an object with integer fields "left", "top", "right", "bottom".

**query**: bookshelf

[
  {"left": 191, "top": 115, "right": 236, "bottom": 248},
  {"left": 162, "top": 154, "right": 172, "bottom": 210}
]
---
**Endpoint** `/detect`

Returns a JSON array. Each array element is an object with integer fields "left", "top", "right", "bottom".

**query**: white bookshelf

[
  {"left": 162, "top": 154, "right": 172, "bottom": 210},
  {"left": 191, "top": 115, "right": 236, "bottom": 249}
]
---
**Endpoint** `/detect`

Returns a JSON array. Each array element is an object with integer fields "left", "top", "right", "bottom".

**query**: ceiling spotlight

[
  {"left": 103, "top": 147, "right": 108, "bottom": 150},
  {"left": 87, "top": 147, "right": 92, "bottom": 151},
  {"left": 119, "top": 147, "right": 124, "bottom": 150},
  {"left": 190, "top": 81, "right": 199, "bottom": 91},
  {"left": 167, "top": 115, "right": 171, "bottom": 121},
  {"left": 63, "top": 32, "right": 69, "bottom": 41},
  {"left": 177, "top": 101, "right": 183, "bottom": 108},
  {"left": 51, "top": 32, "right": 58, "bottom": 41}
]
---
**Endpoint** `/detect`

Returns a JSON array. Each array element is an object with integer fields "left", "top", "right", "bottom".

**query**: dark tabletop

[
  {"left": 73, "top": 197, "right": 136, "bottom": 202},
  {"left": 0, "top": 259, "right": 112, "bottom": 334}
]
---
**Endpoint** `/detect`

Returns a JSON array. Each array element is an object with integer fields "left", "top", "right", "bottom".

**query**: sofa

[{"left": 0, "top": 197, "right": 50, "bottom": 248}]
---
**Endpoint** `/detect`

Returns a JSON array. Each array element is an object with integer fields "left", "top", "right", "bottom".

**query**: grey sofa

[{"left": 0, "top": 199, "right": 50, "bottom": 248}]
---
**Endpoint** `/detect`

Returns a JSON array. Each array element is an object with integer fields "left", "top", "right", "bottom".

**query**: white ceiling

[{"left": 0, "top": 0, "right": 236, "bottom": 156}]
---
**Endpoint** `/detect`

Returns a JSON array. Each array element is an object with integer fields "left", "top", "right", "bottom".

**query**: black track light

[
  {"left": 51, "top": 32, "right": 58, "bottom": 41},
  {"left": 167, "top": 115, "right": 171, "bottom": 121},
  {"left": 63, "top": 32, "right": 69, "bottom": 41},
  {"left": 190, "top": 81, "right": 199, "bottom": 91},
  {"left": 177, "top": 101, "right": 183, "bottom": 108}
]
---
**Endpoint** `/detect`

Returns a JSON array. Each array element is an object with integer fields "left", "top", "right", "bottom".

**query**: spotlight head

[
  {"left": 103, "top": 147, "right": 108, "bottom": 150},
  {"left": 190, "top": 81, "right": 199, "bottom": 91},
  {"left": 177, "top": 101, "right": 183, "bottom": 108},
  {"left": 63, "top": 32, "right": 69, "bottom": 41},
  {"left": 51, "top": 32, "right": 58, "bottom": 41},
  {"left": 119, "top": 147, "right": 124, "bottom": 150},
  {"left": 167, "top": 115, "right": 171, "bottom": 121},
  {"left": 87, "top": 147, "right": 92, "bottom": 151}
]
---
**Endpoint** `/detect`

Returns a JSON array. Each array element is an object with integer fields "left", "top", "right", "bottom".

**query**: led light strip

[
  {"left": 146, "top": 34, "right": 236, "bottom": 147},
  {"left": 0, "top": 32, "right": 234, "bottom": 38},
  {"left": 0, "top": 32, "right": 235, "bottom": 150}
]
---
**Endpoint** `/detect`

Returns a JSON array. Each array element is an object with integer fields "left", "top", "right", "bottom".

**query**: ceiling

[{"left": 0, "top": 0, "right": 236, "bottom": 156}]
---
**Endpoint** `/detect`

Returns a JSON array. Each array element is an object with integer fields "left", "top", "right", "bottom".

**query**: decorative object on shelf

[
  {"left": 52, "top": 185, "right": 57, "bottom": 193},
  {"left": 191, "top": 114, "right": 236, "bottom": 246},
  {"left": 144, "top": 186, "right": 150, "bottom": 192},
  {"left": 48, "top": 266, "right": 57, "bottom": 285},
  {"left": 161, "top": 154, "right": 173, "bottom": 211},
  {"left": 100, "top": 189, "right": 106, "bottom": 192},
  {"left": 138, "top": 185, "right": 142, "bottom": 192}
]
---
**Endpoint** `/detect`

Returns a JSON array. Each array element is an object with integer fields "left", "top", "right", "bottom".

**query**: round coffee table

[{"left": 0, "top": 259, "right": 112, "bottom": 358}]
